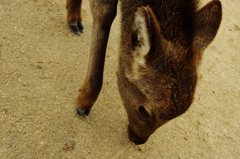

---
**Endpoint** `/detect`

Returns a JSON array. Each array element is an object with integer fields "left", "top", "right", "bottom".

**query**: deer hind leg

[
  {"left": 66, "top": 0, "right": 84, "bottom": 35},
  {"left": 76, "top": 0, "right": 118, "bottom": 117}
]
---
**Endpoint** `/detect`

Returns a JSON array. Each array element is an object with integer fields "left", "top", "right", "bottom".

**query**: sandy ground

[{"left": 0, "top": 0, "right": 239, "bottom": 158}]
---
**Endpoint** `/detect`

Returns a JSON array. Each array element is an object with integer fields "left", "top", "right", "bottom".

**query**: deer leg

[
  {"left": 66, "top": 0, "right": 84, "bottom": 35},
  {"left": 76, "top": 0, "right": 118, "bottom": 117}
]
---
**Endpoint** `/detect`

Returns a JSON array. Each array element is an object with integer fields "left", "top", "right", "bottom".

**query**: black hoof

[
  {"left": 78, "top": 22, "right": 84, "bottom": 33},
  {"left": 69, "top": 22, "right": 84, "bottom": 36},
  {"left": 76, "top": 106, "right": 91, "bottom": 117},
  {"left": 69, "top": 23, "right": 80, "bottom": 36}
]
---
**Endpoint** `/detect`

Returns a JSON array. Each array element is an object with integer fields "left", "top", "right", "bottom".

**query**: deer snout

[{"left": 127, "top": 125, "right": 147, "bottom": 145}]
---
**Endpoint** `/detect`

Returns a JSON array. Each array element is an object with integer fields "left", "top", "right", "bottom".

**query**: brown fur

[
  {"left": 66, "top": 0, "right": 222, "bottom": 145},
  {"left": 66, "top": 0, "right": 82, "bottom": 24}
]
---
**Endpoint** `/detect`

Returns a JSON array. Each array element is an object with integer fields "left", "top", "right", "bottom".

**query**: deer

[{"left": 66, "top": 0, "right": 222, "bottom": 145}]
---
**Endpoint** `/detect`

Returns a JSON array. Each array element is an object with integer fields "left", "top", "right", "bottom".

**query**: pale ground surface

[{"left": 0, "top": 0, "right": 239, "bottom": 158}]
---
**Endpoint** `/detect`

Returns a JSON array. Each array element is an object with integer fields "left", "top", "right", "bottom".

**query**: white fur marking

[{"left": 134, "top": 9, "right": 151, "bottom": 67}]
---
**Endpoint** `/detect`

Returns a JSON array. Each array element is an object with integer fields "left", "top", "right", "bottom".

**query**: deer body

[{"left": 66, "top": 0, "right": 222, "bottom": 144}]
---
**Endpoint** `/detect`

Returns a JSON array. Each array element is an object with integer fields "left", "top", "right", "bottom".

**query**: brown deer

[{"left": 66, "top": 0, "right": 222, "bottom": 145}]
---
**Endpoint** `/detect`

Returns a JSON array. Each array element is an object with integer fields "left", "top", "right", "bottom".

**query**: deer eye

[{"left": 138, "top": 106, "right": 151, "bottom": 119}]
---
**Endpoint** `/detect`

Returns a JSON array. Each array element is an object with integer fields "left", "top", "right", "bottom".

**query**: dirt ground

[{"left": 0, "top": 0, "right": 239, "bottom": 158}]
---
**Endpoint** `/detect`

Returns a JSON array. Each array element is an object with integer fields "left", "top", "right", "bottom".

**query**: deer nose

[
  {"left": 133, "top": 140, "right": 144, "bottom": 145},
  {"left": 127, "top": 125, "right": 147, "bottom": 145}
]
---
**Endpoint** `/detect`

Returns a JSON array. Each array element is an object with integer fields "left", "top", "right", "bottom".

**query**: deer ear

[
  {"left": 194, "top": 0, "right": 222, "bottom": 51},
  {"left": 132, "top": 6, "right": 159, "bottom": 67}
]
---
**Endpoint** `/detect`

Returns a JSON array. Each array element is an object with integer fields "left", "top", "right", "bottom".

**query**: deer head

[{"left": 117, "top": 1, "right": 222, "bottom": 145}]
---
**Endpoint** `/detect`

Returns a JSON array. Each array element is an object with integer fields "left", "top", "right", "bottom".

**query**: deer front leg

[
  {"left": 76, "top": 0, "right": 118, "bottom": 117},
  {"left": 66, "top": 0, "right": 84, "bottom": 35}
]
